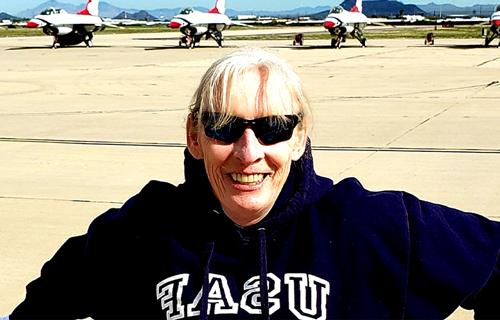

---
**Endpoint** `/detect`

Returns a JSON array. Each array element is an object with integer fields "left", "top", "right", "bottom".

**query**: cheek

[
  {"left": 201, "top": 142, "right": 232, "bottom": 187},
  {"left": 267, "top": 143, "right": 294, "bottom": 177}
]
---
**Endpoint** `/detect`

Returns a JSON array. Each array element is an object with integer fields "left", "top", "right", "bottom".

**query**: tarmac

[{"left": 1, "top": 30, "right": 499, "bottom": 318}]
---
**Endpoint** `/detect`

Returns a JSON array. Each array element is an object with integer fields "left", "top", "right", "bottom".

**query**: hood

[{"left": 183, "top": 139, "right": 334, "bottom": 232}]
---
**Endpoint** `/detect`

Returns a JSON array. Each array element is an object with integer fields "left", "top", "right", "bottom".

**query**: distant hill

[
  {"left": 417, "top": 3, "right": 495, "bottom": 16},
  {"left": 340, "top": 0, "right": 426, "bottom": 16},
  {"left": 0, "top": 12, "right": 19, "bottom": 20},
  {"left": 309, "top": 0, "right": 425, "bottom": 20},
  {"left": 225, "top": 6, "right": 332, "bottom": 18},
  {"left": 17, "top": 0, "right": 81, "bottom": 18},
  {"left": 113, "top": 10, "right": 158, "bottom": 21},
  {"left": 134, "top": 6, "right": 334, "bottom": 20},
  {"left": 148, "top": 8, "right": 193, "bottom": 21}
]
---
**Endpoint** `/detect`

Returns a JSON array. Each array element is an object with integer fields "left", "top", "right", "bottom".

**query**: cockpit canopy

[
  {"left": 329, "top": 6, "right": 344, "bottom": 14},
  {"left": 179, "top": 7, "right": 194, "bottom": 15},
  {"left": 40, "top": 7, "right": 67, "bottom": 15},
  {"left": 495, "top": 4, "right": 500, "bottom": 12}
]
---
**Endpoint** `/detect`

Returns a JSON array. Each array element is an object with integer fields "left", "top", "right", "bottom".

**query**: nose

[
  {"left": 323, "top": 20, "right": 334, "bottom": 29},
  {"left": 26, "top": 19, "right": 41, "bottom": 28},
  {"left": 169, "top": 19, "right": 183, "bottom": 28},
  {"left": 233, "top": 128, "right": 265, "bottom": 164}
]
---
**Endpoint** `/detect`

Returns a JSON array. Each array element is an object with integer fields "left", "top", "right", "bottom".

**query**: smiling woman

[
  {"left": 8, "top": 48, "right": 499, "bottom": 319},
  {"left": 186, "top": 50, "right": 309, "bottom": 226}
]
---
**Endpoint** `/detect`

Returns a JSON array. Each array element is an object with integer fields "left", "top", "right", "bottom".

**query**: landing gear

[
  {"left": 330, "top": 34, "right": 345, "bottom": 49},
  {"left": 83, "top": 33, "right": 93, "bottom": 48},
  {"left": 483, "top": 27, "right": 499, "bottom": 47},
  {"left": 330, "top": 28, "right": 346, "bottom": 49},
  {"left": 52, "top": 37, "right": 60, "bottom": 49},
  {"left": 351, "top": 28, "right": 366, "bottom": 48},
  {"left": 208, "top": 28, "right": 224, "bottom": 48},
  {"left": 179, "top": 34, "right": 201, "bottom": 48},
  {"left": 179, "top": 26, "right": 204, "bottom": 48},
  {"left": 50, "top": 30, "right": 95, "bottom": 48},
  {"left": 178, "top": 25, "right": 225, "bottom": 48},
  {"left": 360, "top": 38, "right": 366, "bottom": 48}
]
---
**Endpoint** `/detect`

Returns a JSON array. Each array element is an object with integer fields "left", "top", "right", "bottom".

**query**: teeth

[{"left": 230, "top": 173, "right": 265, "bottom": 184}]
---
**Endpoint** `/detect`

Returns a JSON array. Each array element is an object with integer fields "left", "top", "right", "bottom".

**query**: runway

[{"left": 1, "top": 31, "right": 499, "bottom": 318}]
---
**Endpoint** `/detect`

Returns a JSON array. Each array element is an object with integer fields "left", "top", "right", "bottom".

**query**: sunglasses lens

[
  {"left": 202, "top": 113, "right": 241, "bottom": 143},
  {"left": 257, "top": 115, "right": 299, "bottom": 145},
  {"left": 201, "top": 113, "right": 300, "bottom": 145}
]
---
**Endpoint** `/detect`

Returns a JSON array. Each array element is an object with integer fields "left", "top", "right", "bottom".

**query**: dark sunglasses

[{"left": 200, "top": 112, "right": 301, "bottom": 145}]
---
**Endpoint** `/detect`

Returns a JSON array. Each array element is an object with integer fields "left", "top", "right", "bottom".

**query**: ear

[
  {"left": 291, "top": 127, "right": 307, "bottom": 161},
  {"left": 186, "top": 115, "right": 204, "bottom": 160}
]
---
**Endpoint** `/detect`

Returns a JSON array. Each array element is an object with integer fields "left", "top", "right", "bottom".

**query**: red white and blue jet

[
  {"left": 484, "top": 4, "right": 500, "bottom": 47},
  {"left": 323, "top": 0, "right": 369, "bottom": 48},
  {"left": 26, "top": 0, "right": 112, "bottom": 48},
  {"left": 169, "top": 0, "right": 248, "bottom": 48}
]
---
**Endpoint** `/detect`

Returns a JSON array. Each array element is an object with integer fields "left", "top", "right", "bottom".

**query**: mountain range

[
  {"left": 7, "top": 0, "right": 499, "bottom": 20},
  {"left": 0, "top": 12, "right": 18, "bottom": 20}
]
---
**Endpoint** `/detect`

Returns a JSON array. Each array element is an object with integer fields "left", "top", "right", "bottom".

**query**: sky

[{"left": 1, "top": 0, "right": 497, "bottom": 15}]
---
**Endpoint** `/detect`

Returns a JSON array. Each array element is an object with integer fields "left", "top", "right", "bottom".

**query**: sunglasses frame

[{"left": 200, "top": 112, "right": 301, "bottom": 145}]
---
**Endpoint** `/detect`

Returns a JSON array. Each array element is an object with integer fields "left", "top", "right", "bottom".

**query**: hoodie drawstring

[
  {"left": 200, "top": 230, "right": 270, "bottom": 319},
  {"left": 258, "top": 227, "right": 270, "bottom": 320},
  {"left": 200, "top": 241, "right": 215, "bottom": 320}
]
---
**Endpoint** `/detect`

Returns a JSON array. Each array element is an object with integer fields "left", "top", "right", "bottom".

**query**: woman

[{"left": 10, "top": 49, "right": 499, "bottom": 319}]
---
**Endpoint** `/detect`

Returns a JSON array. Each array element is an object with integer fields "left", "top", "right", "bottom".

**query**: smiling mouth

[{"left": 230, "top": 173, "right": 266, "bottom": 184}]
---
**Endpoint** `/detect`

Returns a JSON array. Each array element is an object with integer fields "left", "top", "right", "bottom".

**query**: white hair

[{"left": 189, "top": 48, "right": 311, "bottom": 134}]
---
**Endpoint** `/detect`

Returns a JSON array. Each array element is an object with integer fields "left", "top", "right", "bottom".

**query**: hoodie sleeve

[
  {"left": 9, "top": 234, "right": 91, "bottom": 319},
  {"left": 9, "top": 181, "right": 175, "bottom": 319},
  {"left": 402, "top": 192, "right": 500, "bottom": 319}
]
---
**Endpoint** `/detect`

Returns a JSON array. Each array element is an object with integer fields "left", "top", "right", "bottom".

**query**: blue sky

[{"left": 1, "top": 0, "right": 496, "bottom": 15}]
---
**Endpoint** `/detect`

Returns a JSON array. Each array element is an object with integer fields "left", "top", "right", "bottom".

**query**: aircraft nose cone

[
  {"left": 169, "top": 20, "right": 182, "bottom": 28},
  {"left": 26, "top": 20, "right": 39, "bottom": 28},
  {"left": 324, "top": 20, "right": 335, "bottom": 29}
]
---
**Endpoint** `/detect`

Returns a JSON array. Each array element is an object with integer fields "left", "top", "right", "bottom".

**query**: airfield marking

[
  {"left": 0, "top": 194, "right": 122, "bottom": 204},
  {"left": 0, "top": 107, "right": 185, "bottom": 117},
  {"left": 1, "top": 137, "right": 499, "bottom": 155}
]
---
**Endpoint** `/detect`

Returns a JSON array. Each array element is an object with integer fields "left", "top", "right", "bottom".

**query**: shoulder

[
  {"left": 325, "top": 177, "right": 499, "bottom": 231},
  {"left": 325, "top": 177, "right": 408, "bottom": 223},
  {"left": 87, "top": 180, "right": 182, "bottom": 240}
]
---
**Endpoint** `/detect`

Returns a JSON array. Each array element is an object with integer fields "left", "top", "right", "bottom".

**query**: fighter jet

[
  {"left": 323, "top": 0, "right": 369, "bottom": 48},
  {"left": 26, "top": 0, "right": 111, "bottom": 48},
  {"left": 169, "top": 0, "right": 248, "bottom": 48},
  {"left": 484, "top": 4, "right": 500, "bottom": 47},
  {"left": 0, "top": 19, "right": 14, "bottom": 29}
]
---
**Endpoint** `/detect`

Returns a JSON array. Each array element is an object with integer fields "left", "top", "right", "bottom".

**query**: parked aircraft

[
  {"left": 323, "top": 0, "right": 369, "bottom": 48},
  {"left": 484, "top": 4, "right": 500, "bottom": 47},
  {"left": 437, "top": 14, "right": 489, "bottom": 27},
  {"left": 25, "top": 0, "right": 112, "bottom": 48},
  {"left": 0, "top": 19, "right": 14, "bottom": 29},
  {"left": 168, "top": 0, "right": 248, "bottom": 48}
]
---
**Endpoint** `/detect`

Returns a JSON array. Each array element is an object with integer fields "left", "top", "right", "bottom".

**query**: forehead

[{"left": 225, "top": 67, "right": 296, "bottom": 116}]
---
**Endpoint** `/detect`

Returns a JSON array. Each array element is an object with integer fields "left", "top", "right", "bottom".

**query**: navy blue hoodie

[{"left": 11, "top": 145, "right": 499, "bottom": 319}]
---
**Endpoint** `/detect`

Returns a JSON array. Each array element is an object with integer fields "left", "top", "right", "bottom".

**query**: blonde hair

[{"left": 189, "top": 48, "right": 312, "bottom": 134}]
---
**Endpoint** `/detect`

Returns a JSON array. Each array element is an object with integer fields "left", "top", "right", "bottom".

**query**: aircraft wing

[
  {"left": 102, "top": 22, "right": 121, "bottom": 28},
  {"left": 230, "top": 20, "right": 253, "bottom": 27},
  {"left": 285, "top": 19, "right": 324, "bottom": 26}
]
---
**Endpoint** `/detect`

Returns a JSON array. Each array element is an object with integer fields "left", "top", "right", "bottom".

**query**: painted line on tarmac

[
  {"left": 0, "top": 107, "right": 185, "bottom": 117},
  {"left": 0, "top": 137, "right": 185, "bottom": 148},
  {"left": 0, "top": 195, "right": 122, "bottom": 205},
  {"left": 1, "top": 137, "right": 500, "bottom": 154},
  {"left": 313, "top": 145, "right": 500, "bottom": 154}
]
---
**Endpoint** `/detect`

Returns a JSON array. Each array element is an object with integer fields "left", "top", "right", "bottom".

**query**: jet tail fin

[
  {"left": 208, "top": 0, "right": 225, "bottom": 14},
  {"left": 350, "top": 0, "right": 363, "bottom": 13},
  {"left": 78, "top": 0, "right": 99, "bottom": 16}
]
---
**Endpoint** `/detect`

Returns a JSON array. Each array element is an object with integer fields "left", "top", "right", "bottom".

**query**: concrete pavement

[{"left": 1, "top": 32, "right": 499, "bottom": 317}]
